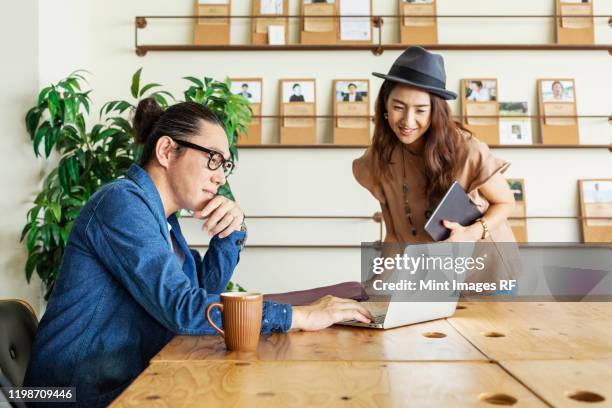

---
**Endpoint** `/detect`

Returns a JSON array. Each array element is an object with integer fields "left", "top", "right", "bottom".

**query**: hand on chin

[{"left": 192, "top": 195, "right": 215, "bottom": 217}]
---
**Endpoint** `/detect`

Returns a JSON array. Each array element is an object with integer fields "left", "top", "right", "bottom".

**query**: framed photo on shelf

[
  {"left": 499, "top": 102, "right": 532, "bottom": 145},
  {"left": 507, "top": 178, "right": 528, "bottom": 242},
  {"left": 301, "top": 0, "right": 338, "bottom": 44},
  {"left": 194, "top": 0, "right": 231, "bottom": 45},
  {"left": 465, "top": 79, "right": 497, "bottom": 103},
  {"left": 333, "top": 79, "right": 370, "bottom": 144},
  {"left": 556, "top": 0, "right": 594, "bottom": 44},
  {"left": 280, "top": 78, "right": 317, "bottom": 144},
  {"left": 252, "top": 0, "right": 288, "bottom": 45},
  {"left": 461, "top": 78, "right": 499, "bottom": 145},
  {"left": 541, "top": 80, "right": 575, "bottom": 103},
  {"left": 231, "top": 80, "right": 262, "bottom": 104},
  {"left": 338, "top": 0, "right": 373, "bottom": 43},
  {"left": 335, "top": 80, "right": 368, "bottom": 103},
  {"left": 537, "top": 78, "right": 579, "bottom": 144},
  {"left": 578, "top": 179, "right": 612, "bottom": 242},
  {"left": 230, "top": 78, "right": 263, "bottom": 145},
  {"left": 282, "top": 80, "right": 315, "bottom": 103}
]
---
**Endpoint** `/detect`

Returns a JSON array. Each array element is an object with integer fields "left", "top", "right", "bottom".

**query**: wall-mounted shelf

[
  {"left": 191, "top": 243, "right": 612, "bottom": 249},
  {"left": 135, "top": 43, "right": 612, "bottom": 56},
  {"left": 134, "top": 14, "right": 612, "bottom": 56},
  {"left": 234, "top": 115, "right": 610, "bottom": 149},
  {"left": 237, "top": 144, "right": 611, "bottom": 150}
]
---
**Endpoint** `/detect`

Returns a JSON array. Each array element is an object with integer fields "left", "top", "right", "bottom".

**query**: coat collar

[
  {"left": 127, "top": 164, "right": 198, "bottom": 284},
  {"left": 127, "top": 163, "right": 167, "bottom": 229}
]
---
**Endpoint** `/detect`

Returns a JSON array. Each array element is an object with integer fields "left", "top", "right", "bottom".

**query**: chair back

[{"left": 0, "top": 299, "right": 38, "bottom": 387}]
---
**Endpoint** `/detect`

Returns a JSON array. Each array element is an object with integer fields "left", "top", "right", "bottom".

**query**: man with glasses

[{"left": 25, "top": 100, "right": 371, "bottom": 407}]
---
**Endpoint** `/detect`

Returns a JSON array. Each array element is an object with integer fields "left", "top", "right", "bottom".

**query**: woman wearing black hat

[{"left": 353, "top": 46, "right": 517, "bottom": 249}]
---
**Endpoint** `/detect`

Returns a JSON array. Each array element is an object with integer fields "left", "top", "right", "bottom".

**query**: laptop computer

[
  {"left": 338, "top": 300, "right": 459, "bottom": 329},
  {"left": 337, "top": 242, "right": 471, "bottom": 329}
]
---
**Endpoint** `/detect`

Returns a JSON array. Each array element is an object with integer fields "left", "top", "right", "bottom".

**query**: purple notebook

[{"left": 264, "top": 282, "right": 369, "bottom": 306}]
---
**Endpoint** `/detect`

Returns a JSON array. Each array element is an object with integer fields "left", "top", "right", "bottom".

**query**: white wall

[
  {"left": 0, "top": 0, "right": 43, "bottom": 312},
  {"left": 2, "top": 1, "right": 611, "bottom": 309}
]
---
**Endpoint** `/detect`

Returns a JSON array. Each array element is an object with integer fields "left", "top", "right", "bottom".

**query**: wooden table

[
  {"left": 152, "top": 319, "right": 486, "bottom": 362},
  {"left": 112, "top": 302, "right": 612, "bottom": 407},
  {"left": 500, "top": 360, "right": 612, "bottom": 408},
  {"left": 110, "top": 361, "right": 546, "bottom": 407},
  {"left": 447, "top": 302, "right": 612, "bottom": 360}
]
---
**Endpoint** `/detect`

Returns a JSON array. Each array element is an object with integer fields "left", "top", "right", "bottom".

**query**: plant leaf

[
  {"left": 37, "top": 87, "right": 52, "bottom": 107},
  {"left": 131, "top": 68, "right": 143, "bottom": 99},
  {"left": 139, "top": 83, "right": 162, "bottom": 97},
  {"left": 183, "top": 76, "right": 204, "bottom": 88},
  {"left": 33, "top": 122, "right": 50, "bottom": 157},
  {"left": 48, "top": 202, "right": 61, "bottom": 222},
  {"left": 48, "top": 89, "right": 60, "bottom": 121},
  {"left": 25, "top": 107, "right": 41, "bottom": 139}
]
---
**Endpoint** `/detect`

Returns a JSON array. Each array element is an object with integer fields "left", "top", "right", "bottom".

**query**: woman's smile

[{"left": 399, "top": 126, "right": 417, "bottom": 137}]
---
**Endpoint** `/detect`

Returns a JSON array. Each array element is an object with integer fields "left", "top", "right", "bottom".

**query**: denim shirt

[{"left": 24, "top": 164, "right": 292, "bottom": 407}]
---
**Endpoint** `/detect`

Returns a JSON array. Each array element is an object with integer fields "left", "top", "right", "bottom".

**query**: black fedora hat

[{"left": 372, "top": 46, "right": 457, "bottom": 100}]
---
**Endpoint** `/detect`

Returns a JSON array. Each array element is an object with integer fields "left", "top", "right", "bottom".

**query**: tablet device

[{"left": 424, "top": 181, "right": 483, "bottom": 241}]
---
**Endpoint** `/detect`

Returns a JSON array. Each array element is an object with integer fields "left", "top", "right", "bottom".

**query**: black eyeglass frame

[{"left": 170, "top": 138, "right": 235, "bottom": 176}]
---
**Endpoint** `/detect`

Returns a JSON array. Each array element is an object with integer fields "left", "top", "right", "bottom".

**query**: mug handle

[{"left": 205, "top": 302, "right": 225, "bottom": 338}]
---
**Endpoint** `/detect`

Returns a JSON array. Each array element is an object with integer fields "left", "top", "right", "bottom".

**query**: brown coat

[{"left": 353, "top": 134, "right": 521, "bottom": 282}]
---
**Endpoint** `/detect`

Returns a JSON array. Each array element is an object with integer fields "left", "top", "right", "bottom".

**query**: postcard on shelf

[
  {"left": 197, "top": 4, "right": 229, "bottom": 25},
  {"left": 543, "top": 103, "right": 576, "bottom": 126},
  {"left": 465, "top": 79, "right": 497, "bottom": 102},
  {"left": 336, "top": 103, "right": 368, "bottom": 128},
  {"left": 304, "top": 0, "right": 335, "bottom": 33},
  {"left": 539, "top": 79, "right": 578, "bottom": 126},
  {"left": 507, "top": 178, "right": 526, "bottom": 224},
  {"left": 260, "top": 0, "right": 283, "bottom": 14},
  {"left": 256, "top": 18, "right": 279, "bottom": 34},
  {"left": 230, "top": 79, "right": 262, "bottom": 124},
  {"left": 560, "top": 2, "right": 592, "bottom": 29},
  {"left": 335, "top": 80, "right": 369, "bottom": 128},
  {"left": 283, "top": 80, "right": 315, "bottom": 103},
  {"left": 499, "top": 102, "right": 532, "bottom": 145},
  {"left": 282, "top": 80, "right": 316, "bottom": 127},
  {"left": 465, "top": 102, "right": 496, "bottom": 126},
  {"left": 581, "top": 180, "right": 612, "bottom": 227},
  {"left": 284, "top": 103, "right": 315, "bottom": 127},
  {"left": 541, "top": 80, "right": 575, "bottom": 103},
  {"left": 508, "top": 179, "right": 525, "bottom": 208},
  {"left": 339, "top": 0, "right": 371, "bottom": 41},
  {"left": 231, "top": 80, "right": 262, "bottom": 104},
  {"left": 507, "top": 178, "right": 528, "bottom": 241},
  {"left": 402, "top": 0, "right": 435, "bottom": 27},
  {"left": 230, "top": 78, "right": 263, "bottom": 144},
  {"left": 268, "top": 25, "right": 286, "bottom": 44},
  {"left": 335, "top": 80, "right": 368, "bottom": 103}
]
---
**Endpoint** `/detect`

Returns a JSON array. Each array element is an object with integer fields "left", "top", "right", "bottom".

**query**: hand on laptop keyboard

[{"left": 344, "top": 314, "right": 386, "bottom": 324}]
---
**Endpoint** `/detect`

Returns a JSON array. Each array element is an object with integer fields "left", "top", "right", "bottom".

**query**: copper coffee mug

[{"left": 205, "top": 292, "right": 263, "bottom": 352}]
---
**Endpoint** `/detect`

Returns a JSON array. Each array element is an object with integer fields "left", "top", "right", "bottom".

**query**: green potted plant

[{"left": 22, "top": 69, "right": 250, "bottom": 299}]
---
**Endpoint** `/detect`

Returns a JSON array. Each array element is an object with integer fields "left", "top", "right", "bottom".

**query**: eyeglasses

[{"left": 171, "top": 138, "right": 235, "bottom": 176}]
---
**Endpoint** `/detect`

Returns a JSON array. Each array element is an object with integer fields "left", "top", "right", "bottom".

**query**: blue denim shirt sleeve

[
  {"left": 87, "top": 184, "right": 292, "bottom": 334},
  {"left": 191, "top": 235, "right": 242, "bottom": 295},
  {"left": 190, "top": 244, "right": 293, "bottom": 333}
]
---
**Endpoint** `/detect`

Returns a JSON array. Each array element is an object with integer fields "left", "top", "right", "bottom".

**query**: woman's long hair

[{"left": 371, "top": 80, "right": 470, "bottom": 204}]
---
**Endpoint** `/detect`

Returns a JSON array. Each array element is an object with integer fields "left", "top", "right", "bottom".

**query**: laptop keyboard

[{"left": 344, "top": 314, "right": 386, "bottom": 324}]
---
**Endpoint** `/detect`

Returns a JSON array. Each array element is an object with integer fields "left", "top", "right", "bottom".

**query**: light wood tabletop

[
  {"left": 500, "top": 360, "right": 612, "bottom": 407},
  {"left": 447, "top": 302, "right": 612, "bottom": 360},
  {"left": 111, "top": 361, "right": 546, "bottom": 407},
  {"left": 152, "top": 319, "right": 487, "bottom": 363},
  {"left": 112, "top": 302, "right": 612, "bottom": 407}
]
